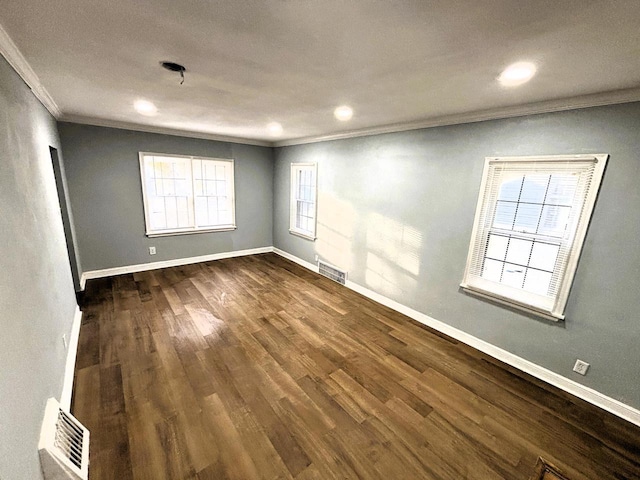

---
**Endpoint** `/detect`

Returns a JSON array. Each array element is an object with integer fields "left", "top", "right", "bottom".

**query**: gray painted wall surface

[
  {"left": 0, "top": 57, "right": 78, "bottom": 479},
  {"left": 273, "top": 102, "right": 640, "bottom": 409},
  {"left": 58, "top": 123, "right": 274, "bottom": 273}
]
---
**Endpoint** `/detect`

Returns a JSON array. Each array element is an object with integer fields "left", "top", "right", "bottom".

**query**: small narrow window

[
  {"left": 139, "top": 153, "right": 236, "bottom": 237},
  {"left": 289, "top": 163, "right": 317, "bottom": 240},
  {"left": 461, "top": 154, "right": 608, "bottom": 321}
]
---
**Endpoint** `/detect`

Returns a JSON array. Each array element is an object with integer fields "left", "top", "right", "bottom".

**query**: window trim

[
  {"left": 461, "top": 153, "right": 608, "bottom": 321},
  {"left": 139, "top": 152, "right": 236, "bottom": 237},
  {"left": 289, "top": 162, "right": 318, "bottom": 241}
]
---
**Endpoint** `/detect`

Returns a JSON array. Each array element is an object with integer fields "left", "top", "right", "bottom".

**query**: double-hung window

[
  {"left": 289, "top": 163, "right": 317, "bottom": 240},
  {"left": 461, "top": 154, "right": 607, "bottom": 320},
  {"left": 139, "top": 153, "right": 236, "bottom": 237}
]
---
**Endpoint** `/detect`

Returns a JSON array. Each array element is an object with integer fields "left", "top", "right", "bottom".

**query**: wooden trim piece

[
  {"left": 60, "top": 305, "right": 82, "bottom": 410},
  {"left": 0, "top": 22, "right": 61, "bottom": 116}
]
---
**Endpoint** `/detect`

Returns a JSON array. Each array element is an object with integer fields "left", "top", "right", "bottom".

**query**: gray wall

[
  {"left": 58, "top": 123, "right": 274, "bottom": 273},
  {"left": 273, "top": 102, "right": 640, "bottom": 409},
  {"left": 0, "top": 57, "right": 78, "bottom": 479}
]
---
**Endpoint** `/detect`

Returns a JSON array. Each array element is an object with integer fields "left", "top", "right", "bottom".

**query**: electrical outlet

[
  {"left": 573, "top": 359, "right": 590, "bottom": 376},
  {"left": 314, "top": 254, "right": 319, "bottom": 262},
  {"left": 149, "top": 246, "right": 156, "bottom": 255},
  {"left": 62, "top": 334, "right": 68, "bottom": 349}
]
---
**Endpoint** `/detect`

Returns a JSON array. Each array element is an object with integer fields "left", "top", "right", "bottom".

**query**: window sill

[
  {"left": 460, "top": 283, "right": 564, "bottom": 322},
  {"left": 289, "top": 229, "right": 316, "bottom": 241},
  {"left": 146, "top": 226, "right": 237, "bottom": 238}
]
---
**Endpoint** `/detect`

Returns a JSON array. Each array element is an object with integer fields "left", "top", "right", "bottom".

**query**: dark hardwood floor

[{"left": 72, "top": 253, "right": 640, "bottom": 479}]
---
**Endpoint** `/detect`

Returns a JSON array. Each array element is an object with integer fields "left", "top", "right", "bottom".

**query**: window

[
  {"left": 139, "top": 153, "right": 236, "bottom": 237},
  {"left": 289, "top": 163, "right": 317, "bottom": 240},
  {"left": 461, "top": 154, "right": 608, "bottom": 321}
]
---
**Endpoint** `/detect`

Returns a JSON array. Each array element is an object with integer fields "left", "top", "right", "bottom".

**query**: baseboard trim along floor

[
  {"left": 60, "top": 305, "right": 83, "bottom": 411},
  {"left": 272, "top": 247, "right": 640, "bottom": 428},
  {"left": 76, "top": 245, "right": 640, "bottom": 427}
]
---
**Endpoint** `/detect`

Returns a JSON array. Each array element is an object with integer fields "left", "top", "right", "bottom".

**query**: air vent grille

[
  {"left": 54, "top": 409, "right": 85, "bottom": 469},
  {"left": 318, "top": 261, "right": 347, "bottom": 285},
  {"left": 39, "top": 398, "right": 90, "bottom": 480}
]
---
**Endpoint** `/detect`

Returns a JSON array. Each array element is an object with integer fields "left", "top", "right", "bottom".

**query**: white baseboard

[
  {"left": 60, "top": 305, "right": 82, "bottom": 411},
  {"left": 79, "top": 246, "right": 274, "bottom": 289},
  {"left": 273, "top": 247, "right": 319, "bottom": 272},
  {"left": 273, "top": 248, "right": 640, "bottom": 427}
]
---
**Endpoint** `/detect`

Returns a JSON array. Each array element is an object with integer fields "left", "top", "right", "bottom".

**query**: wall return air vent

[
  {"left": 318, "top": 260, "right": 347, "bottom": 285},
  {"left": 38, "top": 398, "right": 90, "bottom": 480}
]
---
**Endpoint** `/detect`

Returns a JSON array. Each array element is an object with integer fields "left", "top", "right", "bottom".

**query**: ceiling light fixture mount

[
  {"left": 161, "top": 61, "right": 187, "bottom": 85},
  {"left": 334, "top": 105, "right": 353, "bottom": 121},
  {"left": 498, "top": 61, "right": 537, "bottom": 87}
]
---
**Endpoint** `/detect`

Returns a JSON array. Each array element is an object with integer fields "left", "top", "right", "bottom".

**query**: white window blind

[
  {"left": 461, "top": 154, "right": 608, "bottom": 320},
  {"left": 139, "top": 153, "right": 236, "bottom": 237},
  {"left": 289, "top": 163, "right": 317, "bottom": 240}
]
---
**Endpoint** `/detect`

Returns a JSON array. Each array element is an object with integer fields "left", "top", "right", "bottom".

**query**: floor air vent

[
  {"left": 318, "top": 261, "right": 347, "bottom": 285},
  {"left": 39, "top": 398, "right": 90, "bottom": 480}
]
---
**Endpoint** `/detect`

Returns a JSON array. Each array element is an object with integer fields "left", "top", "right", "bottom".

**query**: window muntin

[
  {"left": 289, "top": 163, "right": 317, "bottom": 240},
  {"left": 139, "top": 153, "right": 235, "bottom": 236},
  {"left": 462, "top": 154, "right": 607, "bottom": 320}
]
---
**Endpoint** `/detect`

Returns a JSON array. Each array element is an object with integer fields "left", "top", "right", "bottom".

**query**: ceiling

[{"left": 1, "top": 0, "right": 640, "bottom": 145}]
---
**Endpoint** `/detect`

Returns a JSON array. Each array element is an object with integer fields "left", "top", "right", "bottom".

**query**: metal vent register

[
  {"left": 39, "top": 398, "right": 90, "bottom": 480},
  {"left": 318, "top": 261, "right": 347, "bottom": 285}
]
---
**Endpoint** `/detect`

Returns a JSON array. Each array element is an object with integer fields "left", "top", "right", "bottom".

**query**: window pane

[
  {"left": 482, "top": 258, "right": 503, "bottom": 282},
  {"left": 513, "top": 203, "right": 542, "bottom": 233},
  {"left": 505, "top": 238, "right": 533, "bottom": 265},
  {"left": 546, "top": 174, "right": 578, "bottom": 206},
  {"left": 176, "top": 179, "right": 189, "bottom": 196},
  {"left": 523, "top": 269, "right": 553, "bottom": 296},
  {"left": 217, "top": 180, "right": 226, "bottom": 196},
  {"left": 502, "top": 263, "right": 526, "bottom": 288},
  {"left": 519, "top": 174, "right": 549, "bottom": 203},
  {"left": 498, "top": 177, "right": 523, "bottom": 201},
  {"left": 529, "top": 242, "right": 560, "bottom": 271},
  {"left": 177, "top": 197, "right": 189, "bottom": 227},
  {"left": 163, "top": 179, "right": 175, "bottom": 196},
  {"left": 195, "top": 197, "right": 207, "bottom": 225},
  {"left": 166, "top": 197, "right": 178, "bottom": 228},
  {"left": 486, "top": 234, "right": 508, "bottom": 260},
  {"left": 538, "top": 205, "right": 571, "bottom": 237},
  {"left": 493, "top": 201, "right": 516, "bottom": 229}
]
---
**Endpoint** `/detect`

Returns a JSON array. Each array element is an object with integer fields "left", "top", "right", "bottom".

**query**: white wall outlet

[
  {"left": 62, "top": 334, "right": 68, "bottom": 349},
  {"left": 314, "top": 254, "right": 319, "bottom": 262},
  {"left": 573, "top": 359, "right": 590, "bottom": 376},
  {"left": 149, "top": 246, "right": 156, "bottom": 255}
]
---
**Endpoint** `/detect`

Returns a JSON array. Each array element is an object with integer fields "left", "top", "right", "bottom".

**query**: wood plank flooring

[{"left": 72, "top": 253, "right": 640, "bottom": 479}]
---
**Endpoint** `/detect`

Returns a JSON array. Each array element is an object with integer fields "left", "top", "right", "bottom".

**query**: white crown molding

[
  {"left": 59, "top": 114, "right": 273, "bottom": 147},
  {"left": 272, "top": 248, "right": 640, "bottom": 428},
  {"left": 273, "top": 87, "right": 640, "bottom": 147},
  {"left": 79, "top": 246, "right": 274, "bottom": 289},
  {"left": 0, "top": 23, "right": 61, "bottom": 117},
  {"left": 60, "top": 305, "right": 82, "bottom": 411}
]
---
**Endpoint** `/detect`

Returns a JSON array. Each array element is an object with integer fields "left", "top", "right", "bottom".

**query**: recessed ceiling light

[
  {"left": 267, "top": 122, "right": 283, "bottom": 136},
  {"left": 498, "top": 62, "right": 537, "bottom": 87},
  {"left": 134, "top": 99, "right": 157, "bottom": 116},
  {"left": 334, "top": 105, "right": 353, "bottom": 121}
]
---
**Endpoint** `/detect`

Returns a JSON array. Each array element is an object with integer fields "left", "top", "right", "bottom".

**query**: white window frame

[
  {"left": 461, "top": 154, "right": 608, "bottom": 321},
  {"left": 289, "top": 163, "right": 318, "bottom": 241},
  {"left": 139, "top": 152, "right": 236, "bottom": 237}
]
